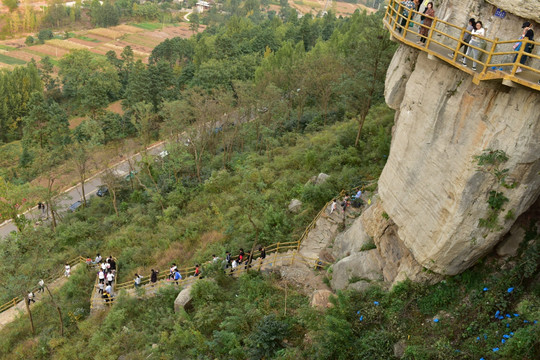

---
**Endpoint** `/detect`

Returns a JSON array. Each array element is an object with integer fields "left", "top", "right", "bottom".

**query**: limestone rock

[
  {"left": 315, "top": 173, "right": 330, "bottom": 185},
  {"left": 288, "top": 199, "right": 303, "bottom": 213},
  {"left": 310, "top": 289, "right": 333, "bottom": 309},
  {"left": 380, "top": 2, "right": 540, "bottom": 275},
  {"left": 332, "top": 218, "right": 372, "bottom": 260},
  {"left": 330, "top": 250, "right": 383, "bottom": 291},
  {"left": 348, "top": 280, "right": 372, "bottom": 293},
  {"left": 394, "top": 340, "right": 407, "bottom": 359},
  {"left": 174, "top": 283, "right": 194, "bottom": 313},
  {"left": 496, "top": 226, "right": 525, "bottom": 258}
]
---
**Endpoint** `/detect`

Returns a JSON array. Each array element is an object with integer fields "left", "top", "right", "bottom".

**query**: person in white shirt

[
  {"left": 463, "top": 21, "right": 485, "bottom": 71},
  {"left": 64, "top": 264, "right": 71, "bottom": 277},
  {"left": 27, "top": 292, "right": 35, "bottom": 305},
  {"left": 106, "top": 272, "right": 114, "bottom": 286},
  {"left": 38, "top": 279, "right": 45, "bottom": 293},
  {"left": 330, "top": 200, "right": 338, "bottom": 214},
  {"left": 98, "top": 270, "right": 105, "bottom": 284},
  {"left": 94, "top": 254, "right": 102, "bottom": 264}
]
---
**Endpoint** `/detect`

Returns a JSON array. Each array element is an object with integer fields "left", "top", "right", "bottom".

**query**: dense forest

[{"left": 1, "top": 2, "right": 539, "bottom": 360}]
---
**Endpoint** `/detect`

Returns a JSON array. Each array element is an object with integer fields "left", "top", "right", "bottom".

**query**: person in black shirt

[
  {"left": 259, "top": 247, "right": 266, "bottom": 260},
  {"left": 515, "top": 21, "right": 534, "bottom": 73}
]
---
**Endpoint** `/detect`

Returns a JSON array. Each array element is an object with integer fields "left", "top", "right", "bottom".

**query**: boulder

[
  {"left": 393, "top": 340, "right": 407, "bottom": 359},
  {"left": 288, "top": 199, "right": 303, "bottom": 213},
  {"left": 310, "top": 289, "right": 333, "bottom": 309},
  {"left": 330, "top": 250, "right": 383, "bottom": 291},
  {"left": 332, "top": 217, "right": 372, "bottom": 260},
  {"left": 174, "top": 283, "right": 194, "bottom": 313},
  {"left": 348, "top": 280, "right": 372, "bottom": 293},
  {"left": 315, "top": 173, "right": 330, "bottom": 185}
]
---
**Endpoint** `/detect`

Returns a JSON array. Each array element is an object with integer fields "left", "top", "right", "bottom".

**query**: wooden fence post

[
  {"left": 425, "top": 18, "right": 437, "bottom": 48},
  {"left": 481, "top": 37, "right": 499, "bottom": 75}
]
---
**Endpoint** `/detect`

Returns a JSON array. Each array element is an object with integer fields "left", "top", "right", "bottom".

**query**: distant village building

[{"left": 196, "top": 1, "right": 211, "bottom": 13}]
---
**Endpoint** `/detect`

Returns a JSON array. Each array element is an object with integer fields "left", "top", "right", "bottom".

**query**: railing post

[
  {"left": 481, "top": 37, "right": 498, "bottom": 75},
  {"left": 425, "top": 18, "right": 436, "bottom": 48},
  {"left": 452, "top": 27, "right": 466, "bottom": 62},
  {"left": 403, "top": 7, "right": 413, "bottom": 38},
  {"left": 290, "top": 250, "right": 295, "bottom": 265},
  {"left": 393, "top": 3, "right": 403, "bottom": 33},
  {"left": 273, "top": 243, "right": 279, "bottom": 267}
]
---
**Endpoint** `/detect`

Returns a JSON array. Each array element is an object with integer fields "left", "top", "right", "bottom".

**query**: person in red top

[{"left": 194, "top": 265, "right": 200, "bottom": 277}]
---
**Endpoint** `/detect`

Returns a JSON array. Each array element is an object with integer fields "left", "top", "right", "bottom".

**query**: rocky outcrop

[
  {"left": 374, "top": 0, "right": 540, "bottom": 277},
  {"left": 330, "top": 250, "right": 383, "bottom": 290},
  {"left": 310, "top": 289, "right": 333, "bottom": 309},
  {"left": 288, "top": 199, "right": 303, "bottom": 213},
  {"left": 329, "top": 0, "right": 540, "bottom": 287}
]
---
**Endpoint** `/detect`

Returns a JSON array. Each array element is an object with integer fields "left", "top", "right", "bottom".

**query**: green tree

[
  {"left": 2, "top": 0, "right": 19, "bottom": 12},
  {"left": 189, "top": 13, "right": 200, "bottom": 33},
  {"left": 58, "top": 50, "right": 120, "bottom": 116},
  {"left": 0, "top": 63, "right": 42, "bottom": 142}
]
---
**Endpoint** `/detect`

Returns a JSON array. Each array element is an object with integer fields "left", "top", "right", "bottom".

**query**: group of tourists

[
  {"left": 94, "top": 254, "right": 116, "bottom": 303},
  {"left": 398, "top": 0, "right": 535, "bottom": 74}
]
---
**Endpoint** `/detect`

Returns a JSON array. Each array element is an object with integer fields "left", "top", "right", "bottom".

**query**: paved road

[{"left": 0, "top": 141, "right": 166, "bottom": 238}]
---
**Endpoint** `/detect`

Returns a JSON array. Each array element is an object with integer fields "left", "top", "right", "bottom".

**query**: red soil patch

[
  {"left": 2, "top": 50, "right": 37, "bottom": 62},
  {"left": 106, "top": 100, "right": 124, "bottom": 115},
  {"left": 69, "top": 116, "right": 84, "bottom": 129},
  {"left": 31, "top": 44, "right": 69, "bottom": 58}
]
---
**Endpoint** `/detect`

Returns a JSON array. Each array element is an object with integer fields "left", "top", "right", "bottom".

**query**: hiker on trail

[
  {"left": 238, "top": 248, "right": 245, "bottom": 264},
  {"left": 108, "top": 256, "right": 116, "bottom": 271},
  {"left": 212, "top": 254, "right": 219, "bottom": 263},
  {"left": 244, "top": 252, "right": 252, "bottom": 270},
  {"left": 259, "top": 247, "right": 266, "bottom": 260},
  {"left": 330, "top": 200, "right": 338, "bottom": 214},
  {"left": 85, "top": 256, "right": 92, "bottom": 266},
  {"left": 463, "top": 20, "right": 485, "bottom": 71},
  {"left": 37, "top": 279, "right": 44, "bottom": 293},
  {"left": 98, "top": 270, "right": 105, "bottom": 284},
  {"left": 514, "top": 21, "right": 535, "bottom": 73},
  {"left": 64, "top": 263, "right": 71, "bottom": 277},
  {"left": 194, "top": 265, "right": 200, "bottom": 277},
  {"left": 134, "top": 273, "right": 143, "bottom": 288},
  {"left": 449, "top": 18, "right": 475, "bottom": 60},
  {"left": 418, "top": 2, "right": 434, "bottom": 45},
  {"left": 27, "top": 291, "right": 35, "bottom": 305},
  {"left": 101, "top": 262, "right": 107, "bottom": 273},
  {"left": 398, "top": 0, "right": 415, "bottom": 34},
  {"left": 93, "top": 253, "right": 102, "bottom": 265},
  {"left": 98, "top": 282, "right": 104, "bottom": 294},
  {"left": 341, "top": 196, "right": 350, "bottom": 213},
  {"left": 168, "top": 264, "right": 177, "bottom": 280},
  {"left": 225, "top": 251, "right": 231, "bottom": 268},
  {"left": 230, "top": 259, "right": 238, "bottom": 274},
  {"left": 151, "top": 269, "right": 158, "bottom": 286},
  {"left": 173, "top": 269, "right": 182, "bottom": 284},
  {"left": 105, "top": 261, "right": 111, "bottom": 273},
  {"left": 106, "top": 271, "right": 114, "bottom": 286}
]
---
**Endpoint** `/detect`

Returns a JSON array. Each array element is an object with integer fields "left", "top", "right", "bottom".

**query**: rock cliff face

[{"left": 331, "top": 0, "right": 540, "bottom": 287}]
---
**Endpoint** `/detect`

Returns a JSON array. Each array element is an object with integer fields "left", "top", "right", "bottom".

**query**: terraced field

[{"left": 0, "top": 22, "right": 194, "bottom": 67}]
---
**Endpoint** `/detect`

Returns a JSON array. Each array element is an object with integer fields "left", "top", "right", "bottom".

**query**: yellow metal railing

[
  {"left": 383, "top": 0, "right": 540, "bottom": 90},
  {"left": 0, "top": 256, "right": 86, "bottom": 314}
]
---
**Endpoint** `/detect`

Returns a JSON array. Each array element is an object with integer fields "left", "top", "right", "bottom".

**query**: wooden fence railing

[
  {"left": 383, "top": 0, "right": 540, "bottom": 90},
  {"left": 0, "top": 256, "right": 85, "bottom": 314}
]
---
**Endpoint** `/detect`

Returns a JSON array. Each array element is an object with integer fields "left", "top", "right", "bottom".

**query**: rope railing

[
  {"left": 383, "top": 0, "right": 540, "bottom": 90},
  {"left": 0, "top": 255, "right": 86, "bottom": 314}
]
